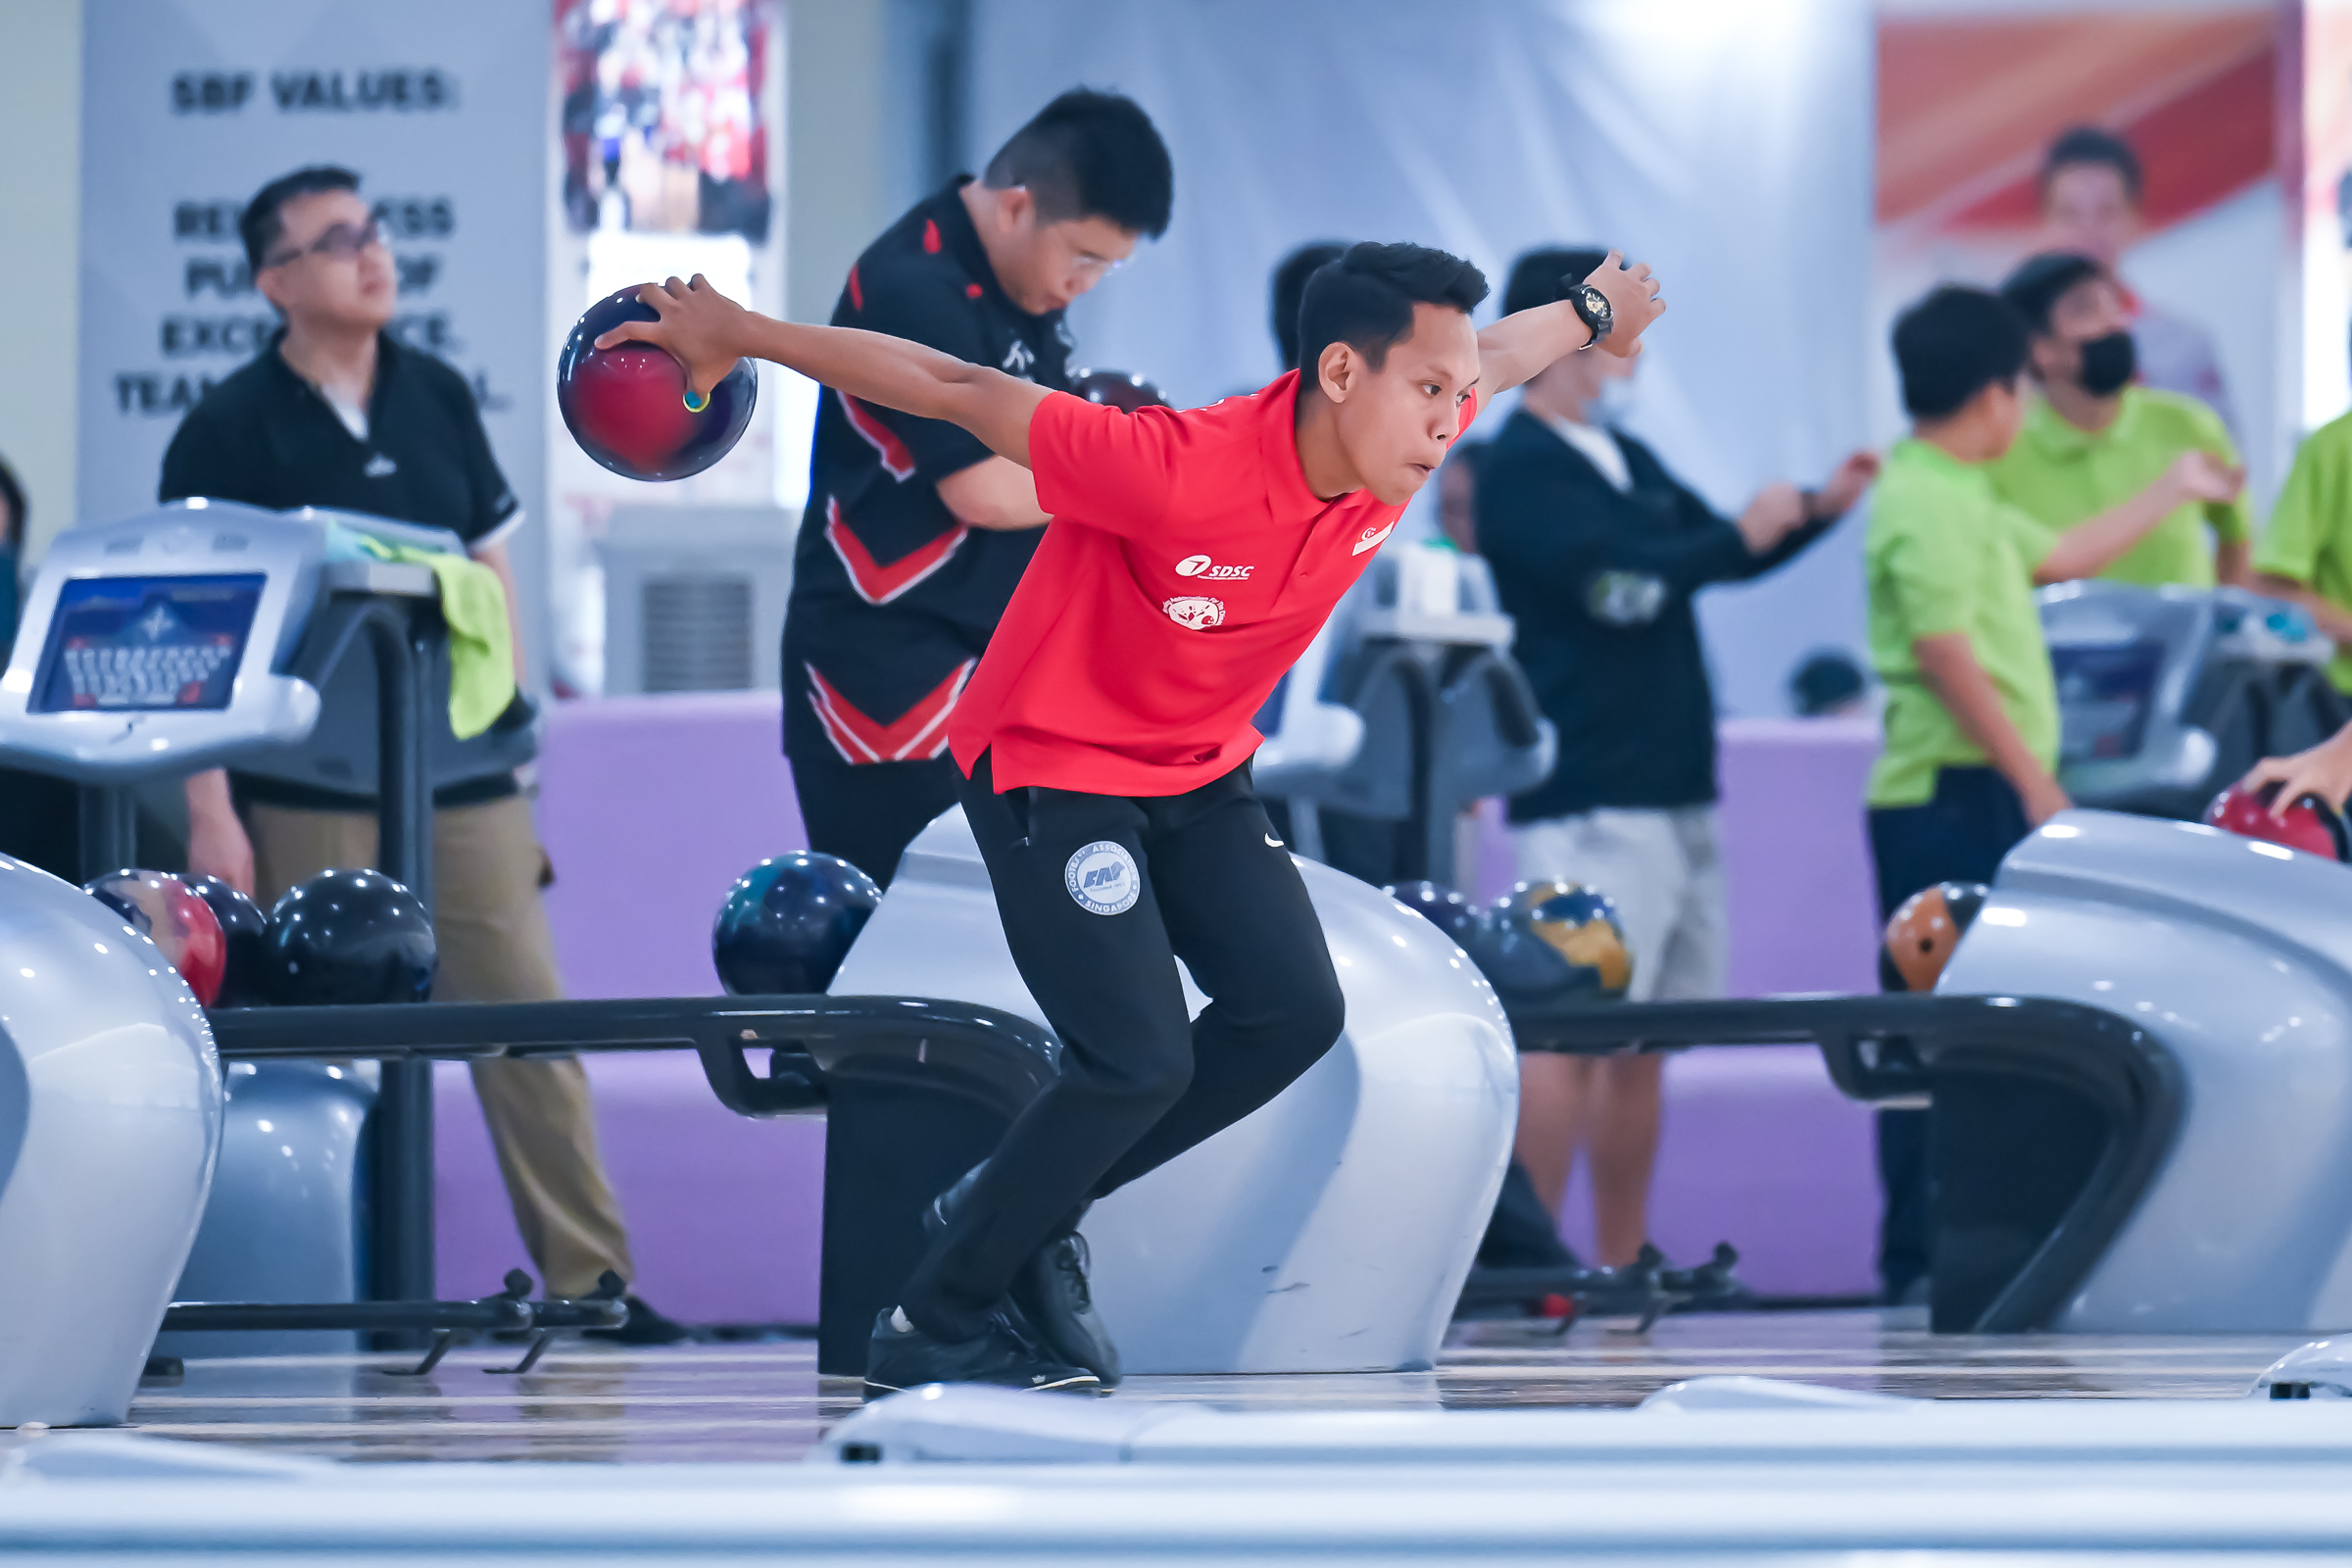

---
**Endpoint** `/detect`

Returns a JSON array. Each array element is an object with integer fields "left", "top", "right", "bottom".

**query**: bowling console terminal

[{"left": 2042, "top": 580, "right": 2347, "bottom": 818}]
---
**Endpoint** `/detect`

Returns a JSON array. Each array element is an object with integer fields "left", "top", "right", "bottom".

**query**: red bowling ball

[
  {"left": 558, "top": 286, "right": 758, "bottom": 481},
  {"left": 82, "top": 868, "right": 229, "bottom": 1006},
  {"left": 2204, "top": 782, "right": 2347, "bottom": 862}
]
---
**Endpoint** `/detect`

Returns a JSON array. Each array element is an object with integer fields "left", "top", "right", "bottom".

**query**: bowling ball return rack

[
  {"left": 198, "top": 992, "right": 1061, "bottom": 1369},
  {"left": 1483, "top": 992, "right": 2180, "bottom": 1335},
  {"left": 195, "top": 987, "right": 2175, "bottom": 1358}
]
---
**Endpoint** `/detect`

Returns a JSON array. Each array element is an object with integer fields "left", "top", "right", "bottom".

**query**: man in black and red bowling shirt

[{"left": 786, "top": 89, "right": 1173, "bottom": 885}]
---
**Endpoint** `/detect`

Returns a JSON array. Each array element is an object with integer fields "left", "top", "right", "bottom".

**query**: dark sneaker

[
  {"left": 927, "top": 1163, "right": 1122, "bottom": 1387},
  {"left": 1640, "top": 1242, "right": 1755, "bottom": 1312},
  {"left": 583, "top": 1294, "right": 692, "bottom": 1346},
  {"left": 863, "top": 1306, "right": 1100, "bottom": 1398}
]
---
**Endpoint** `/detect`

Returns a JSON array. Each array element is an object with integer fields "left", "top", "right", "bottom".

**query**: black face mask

[{"left": 2077, "top": 330, "right": 2137, "bottom": 397}]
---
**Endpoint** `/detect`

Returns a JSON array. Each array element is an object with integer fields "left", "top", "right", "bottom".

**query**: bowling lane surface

[{"left": 116, "top": 1309, "right": 2307, "bottom": 1463}]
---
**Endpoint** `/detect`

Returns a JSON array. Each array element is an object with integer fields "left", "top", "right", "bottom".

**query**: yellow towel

[{"left": 353, "top": 536, "right": 517, "bottom": 741}]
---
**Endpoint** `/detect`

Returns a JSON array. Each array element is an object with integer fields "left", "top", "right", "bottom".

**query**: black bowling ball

[
  {"left": 712, "top": 852, "right": 881, "bottom": 995},
  {"left": 185, "top": 873, "right": 270, "bottom": 1008},
  {"left": 1381, "top": 880, "right": 1481, "bottom": 946},
  {"left": 1069, "top": 367, "right": 1169, "bottom": 413},
  {"left": 263, "top": 868, "right": 436, "bottom": 1005}
]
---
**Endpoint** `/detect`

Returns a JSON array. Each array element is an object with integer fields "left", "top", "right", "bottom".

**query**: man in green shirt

[
  {"left": 1865, "top": 284, "right": 2239, "bottom": 1302},
  {"left": 1988, "top": 251, "right": 2249, "bottom": 588},
  {"left": 2254, "top": 409, "right": 2352, "bottom": 695}
]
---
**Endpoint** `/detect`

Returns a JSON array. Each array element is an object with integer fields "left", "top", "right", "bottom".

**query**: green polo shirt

[
  {"left": 1865, "top": 438, "right": 2060, "bottom": 808},
  {"left": 1986, "top": 386, "right": 2246, "bottom": 588},
  {"left": 2254, "top": 409, "right": 2352, "bottom": 693}
]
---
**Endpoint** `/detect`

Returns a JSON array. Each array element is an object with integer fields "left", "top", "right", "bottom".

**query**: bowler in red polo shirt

[{"left": 601, "top": 241, "right": 1664, "bottom": 1395}]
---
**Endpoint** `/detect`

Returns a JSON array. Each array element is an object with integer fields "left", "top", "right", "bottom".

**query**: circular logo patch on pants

[{"left": 1064, "top": 840, "right": 1141, "bottom": 915}]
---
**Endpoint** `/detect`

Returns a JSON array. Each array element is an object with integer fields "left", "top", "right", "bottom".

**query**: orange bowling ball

[{"left": 1883, "top": 881, "right": 1989, "bottom": 994}]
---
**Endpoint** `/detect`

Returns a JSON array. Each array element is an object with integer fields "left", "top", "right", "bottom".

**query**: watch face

[{"left": 1583, "top": 285, "right": 1612, "bottom": 327}]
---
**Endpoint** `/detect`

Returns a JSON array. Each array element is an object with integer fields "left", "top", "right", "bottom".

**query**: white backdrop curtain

[{"left": 965, "top": 0, "right": 1876, "bottom": 715}]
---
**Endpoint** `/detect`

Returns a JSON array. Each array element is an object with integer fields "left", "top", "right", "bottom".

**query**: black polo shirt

[
  {"left": 1477, "top": 410, "right": 1831, "bottom": 819},
  {"left": 160, "top": 330, "right": 520, "bottom": 809},
  {"left": 161, "top": 329, "right": 518, "bottom": 547},
  {"left": 782, "top": 176, "right": 1073, "bottom": 767}
]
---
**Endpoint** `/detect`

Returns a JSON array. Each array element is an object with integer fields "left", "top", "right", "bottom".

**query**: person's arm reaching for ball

[
  {"left": 2241, "top": 722, "right": 2352, "bottom": 817},
  {"left": 2032, "top": 451, "right": 2244, "bottom": 585},
  {"left": 598, "top": 275, "right": 1054, "bottom": 466},
  {"left": 1476, "top": 251, "right": 1665, "bottom": 397},
  {"left": 184, "top": 769, "right": 256, "bottom": 897},
  {"left": 1913, "top": 631, "right": 2071, "bottom": 827}
]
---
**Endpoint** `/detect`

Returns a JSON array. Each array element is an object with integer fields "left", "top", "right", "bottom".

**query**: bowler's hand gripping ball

[
  {"left": 559, "top": 287, "right": 758, "bottom": 480},
  {"left": 2205, "top": 781, "right": 2348, "bottom": 862}
]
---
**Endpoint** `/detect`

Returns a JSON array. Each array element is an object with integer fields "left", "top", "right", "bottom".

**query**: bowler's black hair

[
  {"left": 2039, "top": 125, "right": 2144, "bottom": 206},
  {"left": 2001, "top": 250, "right": 2107, "bottom": 337},
  {"left": 1272, "top": 242, "right": 1348, "bottom": 372},
  {"left": 1296, "top": 242, "right": 1490, "bottom": 390},
  {"left": 982, "top": 88, "right": 1173, "bottom": 238},
  {"left": 1503, "top": 246, "right": 1610, "bottom": 318},
  {"left": 1892, "top": 285, "right": 2031, "bottom": 420},
  {"left": 241, "top": 165, "right": 362, "bottom": 274}
]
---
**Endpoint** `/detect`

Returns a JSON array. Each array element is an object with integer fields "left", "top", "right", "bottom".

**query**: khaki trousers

[{"left": 248, "top": 794, "right": 637, "bottom": 1297}]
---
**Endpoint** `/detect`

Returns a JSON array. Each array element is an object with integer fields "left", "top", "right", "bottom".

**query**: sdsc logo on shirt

[
  {"left": 1174, "top": 555, "right": 1252, "bottom": 580},
  {"left": 1162, "top": 595, "right": 1226, "bottom": 630},
  {"left": 1064, "top": 840, "right": 1141, "bottom": 915}
]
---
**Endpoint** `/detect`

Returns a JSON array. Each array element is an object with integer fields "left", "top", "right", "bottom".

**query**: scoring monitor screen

[
  {"left": 2052, "top": 641, "right": 2167, "bottom": 765},
  {"left": 32, "top": 574, "right": 267, "bottom": 714}
]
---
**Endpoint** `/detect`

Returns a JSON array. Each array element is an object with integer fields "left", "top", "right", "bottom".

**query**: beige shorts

[{"left": 1509, "top": 806, "right": 1726, "bottom": 1004}]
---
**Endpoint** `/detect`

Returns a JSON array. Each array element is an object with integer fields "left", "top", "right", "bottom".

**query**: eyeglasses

[
  {"left": 264, "top": 218, "right": 385, "bottom": 269},
  {"left": 1070, "top": 251, "right": 1128, "bottom": 281}
]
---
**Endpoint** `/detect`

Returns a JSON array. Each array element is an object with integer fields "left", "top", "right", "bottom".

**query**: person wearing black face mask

[{"left": 1988, "top": 252, "right": 2250, "bottom": 589}]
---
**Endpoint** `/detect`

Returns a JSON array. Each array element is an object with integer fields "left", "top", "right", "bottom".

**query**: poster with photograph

[{"left": 1871, "top": 1, "right": 2289, "bottom": 500}]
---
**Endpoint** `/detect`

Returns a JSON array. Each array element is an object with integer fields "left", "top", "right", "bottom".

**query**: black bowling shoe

[
  {"left": 927, "top": 1163, "right": 1122, "bottom": 1387},
  {"left": 863, "top": 1306, "right": 1099, "bottom": 1399},
  {"left": 583, "top": 1294, "right": 692, "bottom": 1346}
]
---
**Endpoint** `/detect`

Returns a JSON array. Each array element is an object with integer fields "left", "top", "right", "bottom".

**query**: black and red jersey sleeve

[{"left": 829, "top": 255, "right": 997, "bottom": 493}]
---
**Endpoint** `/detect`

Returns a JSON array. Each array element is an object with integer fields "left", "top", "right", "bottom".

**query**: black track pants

[{"left": 900, "top": 752, "right": 1347, "bottom": 1342}]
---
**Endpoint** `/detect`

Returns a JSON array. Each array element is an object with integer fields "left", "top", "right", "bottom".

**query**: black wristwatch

[{"left": 1566, "top": 280, "right": 1613, "bottom": 348}]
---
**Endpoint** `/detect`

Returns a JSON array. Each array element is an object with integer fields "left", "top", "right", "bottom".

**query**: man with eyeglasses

[
  {"left": 784, "top": 89, "right": 1173, "bottom": 886},
  {"left": 159, "top": 165, "right": 683, "bottom": 1344}
]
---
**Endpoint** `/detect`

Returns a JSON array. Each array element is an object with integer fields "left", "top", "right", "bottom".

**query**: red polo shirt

[{"left": 949, "top": 369, "right": 1480, "bottom": 796}]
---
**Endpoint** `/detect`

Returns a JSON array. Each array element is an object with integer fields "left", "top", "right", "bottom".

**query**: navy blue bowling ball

[
  {"left": 1381, "top": 879, "right": 1481, "bottom": 946},
  {"left": 263, "top": 868, "right": 436, "bottom": 1005},
  {"left": 185, "top": 874, "right": 270, "bottom": 1008},
  {"left": 712, "top": 852, "right": 882, "bottom": 996},
  {"left": 558, "top": 287, "right": 758, "bottom": 481}
]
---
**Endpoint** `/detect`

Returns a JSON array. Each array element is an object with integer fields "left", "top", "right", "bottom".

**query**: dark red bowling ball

[
  {"left": 83, "top": 868, "right": 228, "bottom": 1006},
  {"left": 558, "top": 287, "right": 758, "bottom": 481},
  {"left": 1069, "top": 368, "right": 1168, "bottom": 413},
  {"left": 2205, "top": 782, "right": 2347, "bottom": 861},
  {"left": 185, "top": 873, "right": 270, "bottom": 1008}
]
